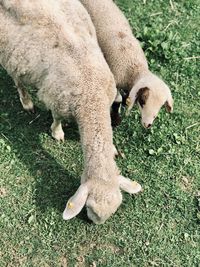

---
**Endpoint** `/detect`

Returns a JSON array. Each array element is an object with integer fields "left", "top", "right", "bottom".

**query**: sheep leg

[
  {"left": 111, "top": 90, "right": 122, "bottom": 127},
  {"left": 17, "top": 87, "right": 34, "bottom": 113},
  {"left": 113, "top": 145, "right": 119, "bottom": 157},
  {"left": 51, "top": 114, "right": 65, "bottom": 142},
  {"left": 115, "top": 90, "right": 123, "bottom": 103}
]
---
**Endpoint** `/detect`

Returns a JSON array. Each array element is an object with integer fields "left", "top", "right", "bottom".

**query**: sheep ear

[
  {"left": 126, "top": 87, "right": 150, "bottom": 115},
  {"left": 118, "top": 175, "right": 142, "bottom": 194},
  {"left": 165, "top": 95, "right": 173, "bottom": 113},
  {"left": 126, "top": 87, "right": 138, "bottom": 114},
  {"left": 135, "top": 87, "right": 150, "bottom": 107},
  {"left": 63, "top": 183, "right": 89, "bottom": 220}
]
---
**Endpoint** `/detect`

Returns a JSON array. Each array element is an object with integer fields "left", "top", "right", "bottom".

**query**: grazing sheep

[
  {"left": 0, "top": 0, "right": 142, "bottom": 224},
  {"left": 80, "top": 0, "right": 173, "bottom": 128}
]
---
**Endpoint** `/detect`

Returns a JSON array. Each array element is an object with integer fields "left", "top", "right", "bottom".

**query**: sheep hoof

[
  {"left": 113, "top": 145, "right": 119, "bottom": 157},
  {"left": 131, "top": 181, "right": 142, "bottom": 194},
  {"left": 21, "top": 100, "right": 34, "bottom": 113},
  {"left": 51, "top": 130, "right": 65, "bottom": 142},
  {"left": 29, "top": 107, "right": 35, "bottom": 114}
]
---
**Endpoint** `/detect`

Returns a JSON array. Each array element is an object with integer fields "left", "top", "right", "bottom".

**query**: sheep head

[
  {"left": 126, "top": 72, "right": 173, "bottom": 128},
  {"left": 63, "top": 175, "right": 141, "bottom": 224}
]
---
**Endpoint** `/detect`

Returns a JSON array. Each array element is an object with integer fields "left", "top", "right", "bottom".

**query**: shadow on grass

[{"left": 0, "top": 69, "right": 89, "bottom": 222}]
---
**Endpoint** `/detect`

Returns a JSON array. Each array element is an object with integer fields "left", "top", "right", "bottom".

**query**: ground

[{"left": 0, "top": 0, "right": 200, "bottom": 266}]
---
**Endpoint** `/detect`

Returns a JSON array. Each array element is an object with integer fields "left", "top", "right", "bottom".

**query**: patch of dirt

[
  {"left": 180, "top": 176, "right": 194, "bottom": 192},
  {"left": 60, "top": 256, "right": 68, "bottom": 267},
  {"left": 75, "top": 256, "right": 85, "bottom": 267},
  {"left": 90, "top": 262, "right": 97, "bottom": 267},
  {"left": 75, "top": 241, "right": 124, "bottom": 266},
  {"left": 0, "top": 187, "right": 7, "bottom": 197}
]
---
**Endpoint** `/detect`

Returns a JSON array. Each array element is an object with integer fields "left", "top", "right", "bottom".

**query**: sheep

[
  {"left": 80, "top": 0, "right": 173, "bottom": 128},
  {"left": 0, "top": 0, "right": 142, "bottom": 224}
]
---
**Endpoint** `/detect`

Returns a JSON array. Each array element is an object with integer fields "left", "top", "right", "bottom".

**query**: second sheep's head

[
  {"left": 126, "top": 72, "right": 173, "bottom": 128},
  {"left": 63, "top": 175, "right": 142, "bottom": 224}
]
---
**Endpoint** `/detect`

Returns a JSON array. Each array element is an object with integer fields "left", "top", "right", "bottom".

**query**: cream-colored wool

[
  {"left": 0, "top": 0, "right": 141, "bottom": 224},
  {"left": 80, "top": 0, "right": 173, "bottom": 128}
]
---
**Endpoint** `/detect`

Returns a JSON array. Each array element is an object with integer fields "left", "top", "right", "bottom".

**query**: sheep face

[
  {"left": 86, "top": 184, "right": 122, "bottom": 224},
  {"left": 127, "top": 73, "right": 173, "bottom": 128},
  {"left": 63, "top": 175, "right": 142, "bottom": 224}
]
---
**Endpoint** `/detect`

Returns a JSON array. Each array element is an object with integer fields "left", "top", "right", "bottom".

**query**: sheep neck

[
  {"left": 129, "top": 69, "right": 149, "bottom": 89},
  {"left": 76, "top": 103, "right": 118, "bottom": 184}
]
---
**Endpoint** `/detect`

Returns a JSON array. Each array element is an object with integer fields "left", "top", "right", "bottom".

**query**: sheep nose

[{"left": 147, "top": 123, "right": 152, "bottom": 128}]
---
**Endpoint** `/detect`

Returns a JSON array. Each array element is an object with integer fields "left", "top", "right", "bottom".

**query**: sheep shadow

[{"left": 0, "top": 69, "right": 89, "bottom": 221}]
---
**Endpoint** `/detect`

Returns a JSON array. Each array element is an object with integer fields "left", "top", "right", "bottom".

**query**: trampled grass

[{"left": 0, "top": 0, "right": 200, "bottom": 266}]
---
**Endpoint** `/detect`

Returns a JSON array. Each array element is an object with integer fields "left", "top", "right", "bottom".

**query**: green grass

[{"left": 0, "top": 0, "right": 200, "bottom": 266}]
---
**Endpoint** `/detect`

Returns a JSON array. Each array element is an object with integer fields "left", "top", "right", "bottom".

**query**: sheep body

[
  {"left": 80, "top": 0, "right": 148, "bottom": 89},
  {"left": 0, "top": 0, "right": 141, "bottom": 223},
  {"left": 80, "top": 0, "right": 173, "bottom": 127}
]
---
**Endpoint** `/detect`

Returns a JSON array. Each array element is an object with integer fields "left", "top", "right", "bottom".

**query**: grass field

[{"left": 0, "top": 0, "right": 200, "bottom": 266}]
